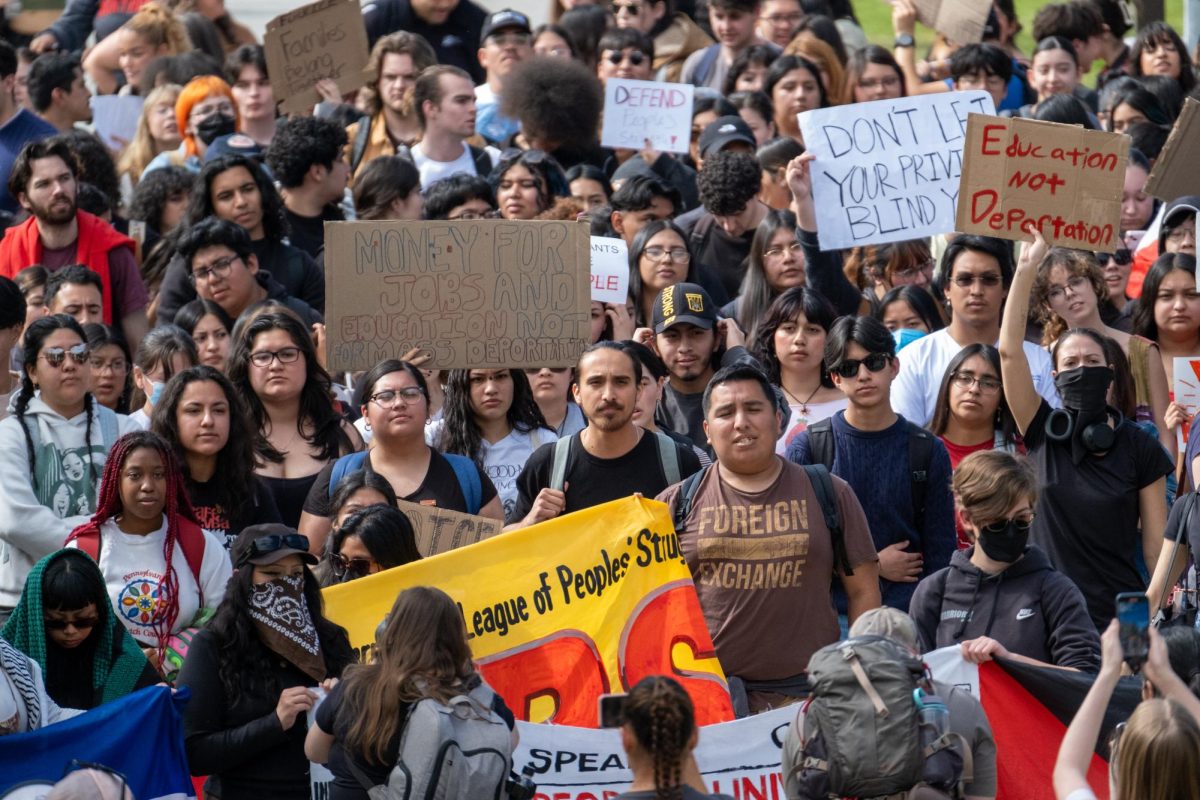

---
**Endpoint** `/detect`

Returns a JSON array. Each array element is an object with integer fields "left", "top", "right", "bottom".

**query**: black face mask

[
  {"left": 1047, "top": 365, "right": 1117, "bottom": 464},
  {"left": 196, "top": 112, "right": 237, "bottom": 146},
  {"left": 977, "top": 520, "right": 1029, "bottom": 564},
  {"left": 1054, "top": 365, "right": 1112, "bottom": 415}
]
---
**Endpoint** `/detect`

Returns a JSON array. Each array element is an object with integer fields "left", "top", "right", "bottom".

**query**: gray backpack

[
  {"left": 351, "top": 679, "right": 514, "bottom": 800},
  {"left": 792, "top": 636, "right": 970, "bottom": 800}
]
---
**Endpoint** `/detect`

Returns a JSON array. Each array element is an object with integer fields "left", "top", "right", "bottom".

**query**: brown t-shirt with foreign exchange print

[{"left": 658, "top": 461, "right": 877, "bottom": 681}]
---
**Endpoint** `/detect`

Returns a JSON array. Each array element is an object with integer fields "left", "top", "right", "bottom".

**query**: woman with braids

[
  {"left": 2, "top": 548, "right": 159, "bottom": 710},
  {"left": 65, "top": 430, "right": 231, "bottom": 665},
  {"left": 613, "top": 675, "right": 728, "bottom": 800},
  {"left": 180, "top": 524, "right": 352, "bottom": 800},
  {"left": 153, "top": 365, "right": 282, "bottom": 551},
  {"left": 305, "top": 586, "right": 514, "bottom": 800},
  {"left": 433, "top": 368, "right": 556, "bottom": 523},
  {"left": 227, "top": 308, "right": 361, "bottom": 529},
  {"left": 0, "top": 315, "right": 136, "bottom": 621}
]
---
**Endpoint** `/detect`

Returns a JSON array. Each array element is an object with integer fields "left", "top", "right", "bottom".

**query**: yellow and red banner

[{"left": 323, "top": 496, "right": 735, "bottom": 726}]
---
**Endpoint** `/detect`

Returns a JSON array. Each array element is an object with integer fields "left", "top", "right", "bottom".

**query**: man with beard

[
  {"left": 507, "top": 341, "right": 702, "bottom": 530},
  {"left": 0, "top": 139, "right": 147, "bottom": 347}
]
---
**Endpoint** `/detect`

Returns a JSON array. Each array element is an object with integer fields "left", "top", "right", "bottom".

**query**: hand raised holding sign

[{"left": 785, "top": 153, "right": 818, "bottom": 231}]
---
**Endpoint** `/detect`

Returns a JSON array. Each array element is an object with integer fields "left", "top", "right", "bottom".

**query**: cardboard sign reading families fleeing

[
  {"left": 912, "top": 0, "right": 991, "bottom": 44},
  {"left": 1146, "top": 98, "right": 1200, "bottom": 202},
  {"left": 957, "top": 114, "right": 1128, "bottom": 249},
  {"left": 397, "top": 499, "right": 501, "bottom": 557},
  {"left": 324, "top": 219, "right": 591, "bottom": 372},
  {"left": 797, "top": 91, "right": 994, "bottom": 250},
  {"left": 264, "top": 0, "right": 368, "bottom": 115},
  {"left": 601, "top": 78, "right": 694, "bottom": 154},
  {"left": 590, "top": 236, "right": 630, "bottom": 304}
]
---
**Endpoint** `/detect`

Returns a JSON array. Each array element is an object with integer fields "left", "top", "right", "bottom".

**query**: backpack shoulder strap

[
  {"left": 469, "top": 145, "right": 493, "bottom": 176},
  {"left": 175, "top": 519, "right": 208, "bottom": 608},
  {"left": 549, "top": 435, "right": 573, "bottom": 493},
  {"left": 801, "top": 464, "right": 851, "bottom": 576},
  {"left": 906, "top": 423, "right": 935, "bottom": 534},
  {"left": 655, "top": 431, "right": 681, "bottom": 486},
  {"left": 807, "top": 417, "right": 835, "bottom": 471},
  {"left": 672, "top": 464, "right": 710, "bottom": 531},
  {"left": 688, "top": 213, "right": 715, "bottom": 254},
  {"left": 74, "top": 526, "right": 101, "bottom": 561},
  {"left": 349, "top": 116, "right": 372, "bottom": 175},
  {"left": 96, "top": 405, "right": 119, "bottom": 449},
  {"left": 328, "top": 451, "right": 369, "bottom": 494},
  {"left": 444, "top": 453, "right": 482, "bottom": 515},
  {"left": 694, "top": 44, "right": 721, "bottom": 86}
]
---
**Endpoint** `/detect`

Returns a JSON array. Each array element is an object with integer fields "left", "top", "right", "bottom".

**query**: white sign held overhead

[
  {"left": 601, "top": 78, "right": 694, "bottom": 154},
  {"left": 797, "top": 91, "right": 996, "bottom": 251}
]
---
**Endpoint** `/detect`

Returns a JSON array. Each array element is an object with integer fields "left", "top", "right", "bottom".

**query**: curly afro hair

[
  {"left": 501, "top": 56, "right": 603, "bottom": 149},
  {"left": 265, "top": 116, "right": 349, "bottom": 189},
  {"left": 697, "top": 150, "right": 762, "bottom": 216},
  {"left": 128, "top": 166, "right": 193, "bottom": 232}
]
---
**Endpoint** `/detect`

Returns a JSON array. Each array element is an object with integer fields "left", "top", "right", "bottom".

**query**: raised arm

[
  {"left": 786, "top": 154, "right": 863, "bottom": 316},
  {"left": 1052, "top": 620, "right": 1121, "bottom": 799},
  {"left": 1000, "top": 227, "right": 1048, "bottom": 435}
]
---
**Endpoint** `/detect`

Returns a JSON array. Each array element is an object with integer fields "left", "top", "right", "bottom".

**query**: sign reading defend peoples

[
  {"left": 264, "top": 0, "right": 369, "bottom": 116},
  {"left": 797, "top": 91, "right": 995, "bottom": 251},
  {"left": 323, "top": 219, "right": 592, "bottom": 372},
  {"left": 601, "top": 78, "right": 694, "bottom": 154}
]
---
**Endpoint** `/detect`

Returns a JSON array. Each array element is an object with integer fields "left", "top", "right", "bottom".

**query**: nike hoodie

[
  {"left": 0, "top": 394, "right": 137, "bottom": 609},
  {"left": 909, "top": 545, "right": 1100, "bottom": 672}
]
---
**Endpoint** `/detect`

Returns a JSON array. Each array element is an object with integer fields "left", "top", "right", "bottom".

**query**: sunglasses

[
  {"left": 832, "top": 352, "right": 891, "bottom": 379},
  {"left": 980, "top": 515, "right": 1035, "bottom": 535},
  {"left": 332, "top": 553, "right": 376, "bottom": 580},
  {"left": 605, "top": 50, "right": 646, "bottom": 66},
  {"left": 40, "top": 343, "right": 89, "bottom": 368},
  {"left": 1097, "top": 248, "right": 1132, "bottom": 266},
  {"left": 243, "top": 533, "right": 310, "bottom": 564},
  {"left": 44, "top": 615, "right": 99, "bottom": 630}
]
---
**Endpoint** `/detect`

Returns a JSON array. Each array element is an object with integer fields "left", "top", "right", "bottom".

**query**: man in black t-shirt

[
  {"left": 264, "top": 117, "right": 349, "bottom": 261},
  {"left": 508, "top": 341, "right": 701, "bottom": 529}
]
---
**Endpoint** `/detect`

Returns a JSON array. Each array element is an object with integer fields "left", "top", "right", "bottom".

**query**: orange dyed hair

[{"left": 175, "top": 76, "right": 239, "bottom": 157}]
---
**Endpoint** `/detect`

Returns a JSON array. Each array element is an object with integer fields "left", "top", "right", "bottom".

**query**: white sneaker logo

[{"left": 1016, "top": 608, "right": 1036, "bottom": 621}]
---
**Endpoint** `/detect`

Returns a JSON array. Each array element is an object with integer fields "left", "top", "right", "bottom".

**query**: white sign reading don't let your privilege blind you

[{"left": 798, "top": 90, "right": 995, "bottom": 251}]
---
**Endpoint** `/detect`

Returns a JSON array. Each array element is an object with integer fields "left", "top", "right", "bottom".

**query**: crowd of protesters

[{"left": 0, "top": 0, "right": 1196, "bottom": 797}]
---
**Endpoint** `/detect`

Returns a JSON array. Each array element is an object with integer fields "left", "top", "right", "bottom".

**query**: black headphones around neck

[{"left": 1044, "top": 405, "right": 1124, "bottom": 453}]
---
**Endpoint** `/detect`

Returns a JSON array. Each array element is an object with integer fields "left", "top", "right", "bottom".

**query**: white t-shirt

[
  {"left": 776, "top": 396, "right": 849, "bottom": 455},
  {"left": 71, "top": 517, "right": 232, "bottom": 646},
  {"left": 425, "top": 422, "right": 556, "bottom": 520},
  {"left": 410, "top": 142, "right": 479, "bottom": 189},
  {"left": 1063, "top": 789, "right": 1098, "bottom": 800},
  {"left": 891, "top": 328, "right": 1060, "bottom": 426},
  {"left": 127, "top": 408, "right": 151, "bottom": 430}
]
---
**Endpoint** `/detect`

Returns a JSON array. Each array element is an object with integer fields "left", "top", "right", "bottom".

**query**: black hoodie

[{"left": 909, "top": 545, "right": 1100, "bottom": 672}]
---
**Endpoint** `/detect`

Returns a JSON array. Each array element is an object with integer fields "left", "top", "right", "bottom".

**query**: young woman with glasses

[
  {"left": 726, "top": 209, "right": 805, "bottom": 342},
  {"left": 628, "top": 220, "right": 699, "bottom": 327}
]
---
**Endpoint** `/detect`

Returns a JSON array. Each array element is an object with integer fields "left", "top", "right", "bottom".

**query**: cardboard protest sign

[
  {"left": 324, "top": 496, "right": 735, "bottom": 726},
  {"left": 797, "top": 91, "right": 995, "bottom": 250},
  {"left": 264, "top": 0, "right": 368, "bottom": 116},
  {"left": 397, "top": 499, "right": 501, "bottom": 557},
  {"left": 590, "top": 236, "right": 630, "bottom": 304},
  {"left": 956, "top": 114, "right": 1128, "bottom": 249},
  {"left": 601, "top": 78, "right": 694, "bottom": 154},
  {"left": 1146, "top": 97, "right": 1200, "bottom": 202},
  {"left": 912, "top": 0, "right": 991, "bottom": 44},
  {"left": 324, "top": 219, "right": 591, "bottom": 372}
]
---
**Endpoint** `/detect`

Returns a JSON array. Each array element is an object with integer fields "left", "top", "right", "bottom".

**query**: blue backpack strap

[
  {"left": 444, "top": 453, "right": 482, "bottom": 515},
  {"left": 328, "top": 451, "right": 369, "bottom": 495},
  {"left": 96, "top": 405, "right": 119, "bottom": 449}
]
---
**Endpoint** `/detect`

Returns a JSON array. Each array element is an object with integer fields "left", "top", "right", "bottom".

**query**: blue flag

[{"left": 0, "top": 685, "right": 195, "bottom": 799}]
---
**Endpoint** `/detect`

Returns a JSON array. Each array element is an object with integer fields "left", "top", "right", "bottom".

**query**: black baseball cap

[
  {"left": 233, "top": 523, "right": 319, "bottom": 567},
  {"left": 481, "top": 9, "right": 531, "bottom": 40},
  {"left": 652, "top": 282, "right": 717, "bottom": 334},
  {"left": 698, "top": 116, "right": 756, "bottom": 158}
]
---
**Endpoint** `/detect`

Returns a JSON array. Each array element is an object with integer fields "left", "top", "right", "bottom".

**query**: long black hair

[
  {"left": 749, "top": 286, "right": 838, "bottom": 386},
  {"left": 928, "top": 343, "right": 1016, "bottom": 444},
  {"left": 628, "top": 220, "right": 696, "bottom": 326},
  {"left": 438, "top": 369, "right": 550, "bottom": 467},
  {"left": 1133, "top": 253, "right": 1200, "bottom": 343},
  {"left": 226, "top": 306, "right": 354, "bottom": 463},
  {"left": 737, "top": 209, "right": 800, "bottom": 339},
  {"left": 83, "top": 322, "right": 132, "bottom": 414},
  {"left": 332, "top": 504, "right": 421, "bottom": 574},
  {"left": 876, "top": 285, "right": 946, "bottom": 333},
  {"left": 185, "top": 154, "right": 289, "bottom": 241},
  {"left": 151, "top": 365, "right": 260, "bottom": 525}
]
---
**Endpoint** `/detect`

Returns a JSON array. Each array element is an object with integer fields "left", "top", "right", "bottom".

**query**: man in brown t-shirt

[{"left": 658, "top": 364, "right": 880, "bottom": 711}]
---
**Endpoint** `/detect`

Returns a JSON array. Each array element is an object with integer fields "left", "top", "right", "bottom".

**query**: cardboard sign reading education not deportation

[
  {"left": 264, "top": 0, "right": 368, "bottom": 115},
  {"left": 324, "top": 219, "right": 592, "bottom": 372},
  {"left": 601, "top": 78, "right": 694, "bottom": 154},
  {"left": 797, "top": 91, "right": 994, "bottom": 250},
  {"left": 957, "top": 114, "right": 1128, "bottom": 249}
]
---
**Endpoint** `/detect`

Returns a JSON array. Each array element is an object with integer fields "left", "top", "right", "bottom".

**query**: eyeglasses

[
  {"left": 44, "top": 615, "right": 99, "bottom": 630},
  {"left": 245, "top": 533, "right": 310, "bottom": 563},
  {"left": 892, "top": 260, "right": 934, "bottom": 281},
  {"left": 488, "top": 32, "right": 531, "bottom": 47},
  {"left": 980, "top": 514, "right": 1035, "bottom": 535},
  {"left": 189, "top": 254, "right": 240, "bottom": 286},
  {"left": 951, "top": 272, "right": 1002, "bottom": 288},
  {"left": 1098, "top": 249, "right": 1132, "bottom": 266},
  {"left": 832, "top": 352, "right": 891, "bottom": 379},
  {"left": 950, "top": 372, "right": 1002, "bottom": 393},
  {"left": 644, "top": 245, "right": 689, "bottom": 262},
  {"left": 764, "top": 242, "right": 803, "bottom": 259},
  {"left": 332, "top": 553, "right": 377, "bottom": 580},
  {"left": 610, "top": 1, "right": 642, "bottom": 14},
  {"left": 90, "top": 356, "right": 127, "bottom": 373},
  {"left": 605, "top": 50, "right": 646, "bottom": 66},
  {"left": 369, "top": 387, "right": 426, "bottom": 407},
  {"left": 1046, "top": 275, "right": 1092, "bottom": 302},
  {"left": 760, "top": 11, "right": 803, "bottom": 24},
  {"left": 249, "top": 347, "right": 303, "bottom": 368},
  {"left": 858, "top": 75, "right": 901, "bottom": 90},
  {"left": 1166, "top": 222, "right": 1196, "bottom": 242},
  {"left": 40, "top": 344, "right": 89, "bottom": 368}
]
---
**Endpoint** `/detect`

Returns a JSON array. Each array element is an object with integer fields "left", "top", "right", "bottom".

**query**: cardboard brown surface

[
  {"left": 397, "top": 499, "right": 502, "bottom": 557},
  {"left": 955, "top": 114, "right": 1127, "bottom": 249},
  {"left": 264, "top": 0, "right": 368, "bottom": 116},
  {"left": 323, "top": 219, "right": 592, "bottom": 372},
  {"left": 1146, "top": 97, "right": 1200, "bottom": 202},
  {"left": 912, "top": 0, "right": 991, "bottom": 44}
]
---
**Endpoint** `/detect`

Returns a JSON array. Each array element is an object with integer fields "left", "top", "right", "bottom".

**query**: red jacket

[{"left": 0, "top": 211, "right": 135, "bottom": 324}]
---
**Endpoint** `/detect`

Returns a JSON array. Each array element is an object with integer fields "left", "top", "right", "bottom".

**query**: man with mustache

[{"left": 507, "top": 341, "right": 701, "bottom": 530}]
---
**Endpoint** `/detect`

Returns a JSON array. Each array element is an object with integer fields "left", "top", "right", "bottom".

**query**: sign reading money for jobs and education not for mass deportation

[
  {"left": 601, "top": 78, "right": 695, "bottom": 154},
  {"left": 797, "top": 91, "right": 995, "bottom": 251},
  {"left": 956, "top": 114, "right": 1129, "bottom": 249},
  {"left": 323, "top": 218, "right": 592, "bottom": 373}
]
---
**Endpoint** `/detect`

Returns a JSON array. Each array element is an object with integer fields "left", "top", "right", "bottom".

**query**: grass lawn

[{"left": 853, "top": 0, "right": 1186, "bottom": 72}]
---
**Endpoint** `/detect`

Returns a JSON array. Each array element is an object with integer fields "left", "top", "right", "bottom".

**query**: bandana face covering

[{"left": 248, "top": 574, "right": 326, "bottom": 682}]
